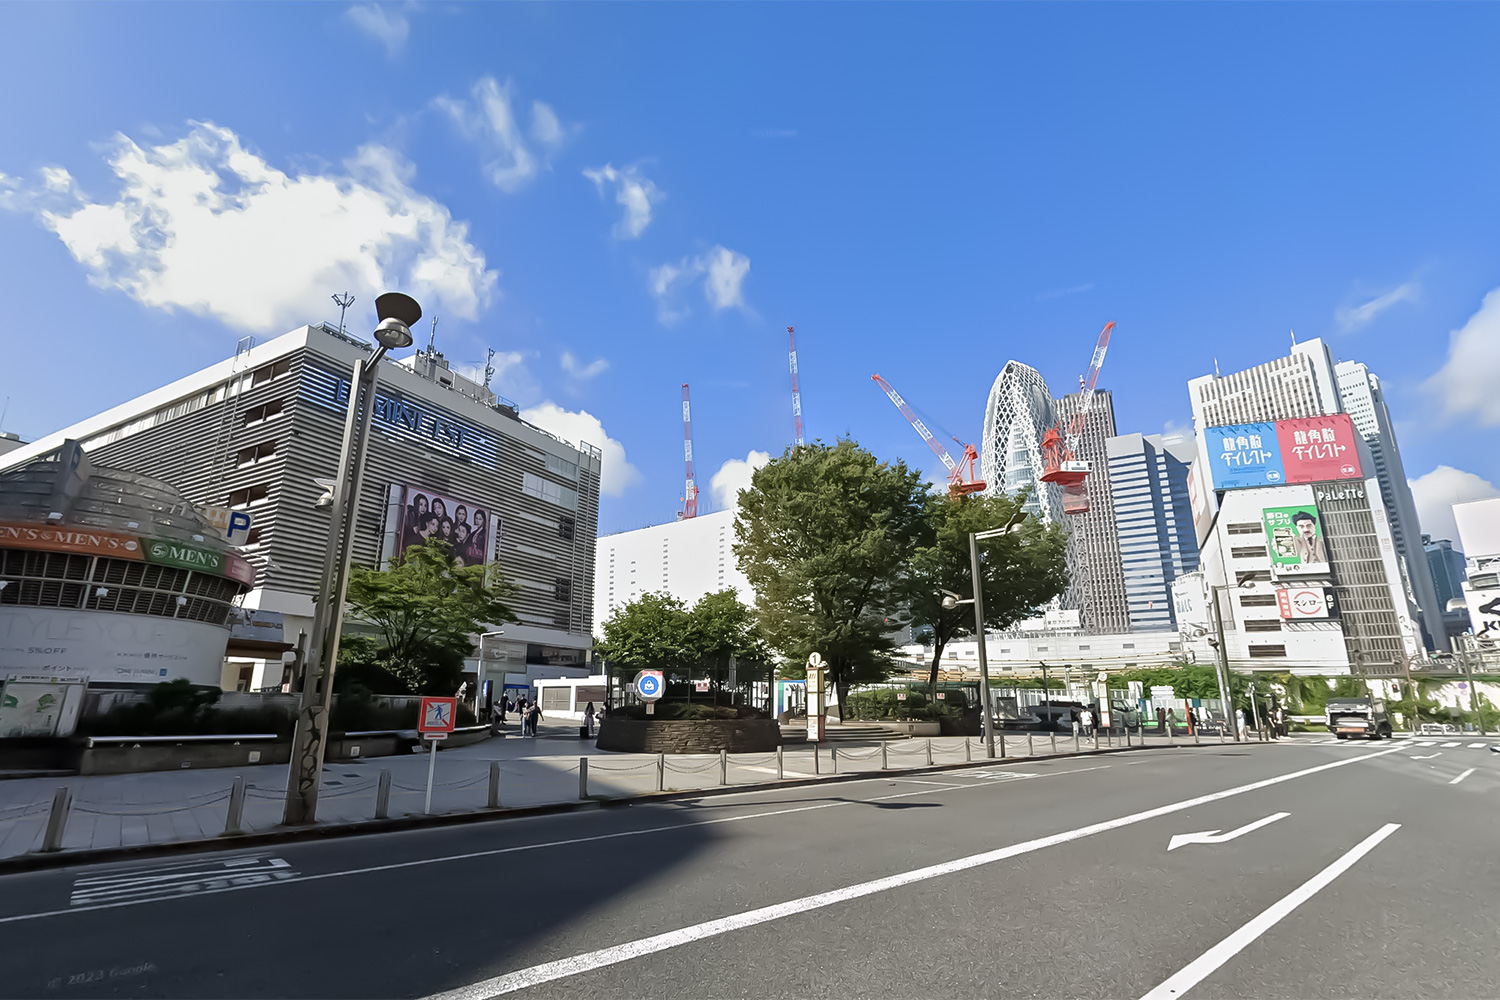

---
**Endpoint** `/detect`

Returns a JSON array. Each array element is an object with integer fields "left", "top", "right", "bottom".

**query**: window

[
  {"left": 1226, "top": 522, "right": 1262, "bottom": 535},
  {"left": 250, "top": 357, "right": 293, "bottom": 386},
  {"left": 1239, "top": 593, "right": 1277, "bottom": 607},
  {"left": 1231, "top": 546, "right": 1267, "bottom": 559},
  {"left": 1244, "top": 619, "right": 1283, "bottom": 632},
  {"left": 242, "top": 399, "right": 284, "bottom": 426},
  {"left": 1248, "top": 644, "right": 1287, "bottom": 658},
  {"left": 235, "top": 440, "right": 277, "bottom": 467},
  {"left": 522, "top": 472, "right": 578, "bottom": 510},
  {"left": 558, "top": 515, "right": 575, "bottom": 541},
  {"left": 228, "top": 483, "right": 270, "bottom": 508},
  {"left": 554, "top": 578, "right": 572, "bottom": 602},
  {"left": 1122, "top": 643, "right": 1135, "bottom": 649},
  {"left": 545, "top": 453, "right": 578, "bottom": 479},
  {"left": 1036, "top": 645, "right": 1048, "bottom": 651}
]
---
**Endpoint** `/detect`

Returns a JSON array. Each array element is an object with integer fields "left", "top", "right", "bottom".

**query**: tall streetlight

[
  {"left": 1204, "top": 578, "right": 1255, "bottom": 743},
  {"left": 284, "top": 292, "right": 420, "bottom": 826},
  {"left": 942, "top": 509, "right": 1029, "bottom": 759}
]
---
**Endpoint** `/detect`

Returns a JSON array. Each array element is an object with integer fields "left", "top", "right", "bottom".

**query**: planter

[
  {"left": 873, "top": 720, "right": 941, "bottom": 737},
  {"left": 595, "top": 718, "right": 781, "bottom": 754}
]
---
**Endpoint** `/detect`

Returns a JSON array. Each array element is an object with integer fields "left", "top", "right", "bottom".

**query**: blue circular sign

[{"left": 636, "top": 672, "right": 663, "bottom": 699}]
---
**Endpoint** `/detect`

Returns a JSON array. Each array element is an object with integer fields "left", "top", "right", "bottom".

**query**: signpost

[
  {"left": 806, "top": 653, "right": 826, "bottom": 742},
  {"left": 635, "top": 670, "right": 664, "bottom": 715},
  {"left": 418, "top": 696, "right": 456, "bottom": 814}
]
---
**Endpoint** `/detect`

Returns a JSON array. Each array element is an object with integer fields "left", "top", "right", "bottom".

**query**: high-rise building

[
  {"left": 593, "top": 508, "right": 752, "bottom": 630},
  {"left": 1424, "top": 535, "right": 1468, "bottom": 610},
  {"left": 1106, "top": 432, "right": 1200, "bottom": 631},
  {"left": 980, "top": 361, "right": 1062, "bottom": 524},
  {"left": 1052, "top": 390, "right": 1129, "bottom": 632},
  {"left": 1188, "top": 337, "right": 1444, "bottom": 650}
]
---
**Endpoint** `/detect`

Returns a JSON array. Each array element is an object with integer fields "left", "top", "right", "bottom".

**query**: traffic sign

[
  {"left": 635, "top": 670, "right": 665, "bottom": 701},
  {"left": 807, "top": 652, "right": 824, "bottom": 668},
  {"left": 419, "top": 696, "right": 457, "bottom": 735}
]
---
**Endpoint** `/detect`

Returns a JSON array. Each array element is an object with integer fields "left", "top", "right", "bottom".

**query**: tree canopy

[
  {"left": 734, "top": 438, "right": 928, "bottom": 717},
  {"left": 900, "top": 489, "right": 1070, "bottom": 691},
  {"left": 342, "top": 538, "right": 514, "bottom": 695},
  {"left": 595, "top": 589, "right": 768, "bottom": 671}
]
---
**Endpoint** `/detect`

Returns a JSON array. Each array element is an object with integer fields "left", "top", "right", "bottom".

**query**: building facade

[
  {"left": 1424, "top": 535, "right": 1469, "bottom": 611},
  {"left": 1106, "top": 432, "right": 1201, "bottom": 631},
  {"left": 0, "top": 324, "right": 602, "bottom": 690},
  {"left": 593, "top": 508, "right": 752, "bottom": 630},
  {"left": 1455, "top": 497, "right": 1500, "bottom": 645},
  {"left": 980, "top": 361, "right": 1063, "bottom": 524},
  {"left": 1052, "top": 390, "right": 1129, "bottom": 632}
]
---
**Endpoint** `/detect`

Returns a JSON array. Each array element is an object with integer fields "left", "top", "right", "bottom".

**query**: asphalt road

[{"left": 1, "top": 741, "right": 1496, "bottom": 1000}]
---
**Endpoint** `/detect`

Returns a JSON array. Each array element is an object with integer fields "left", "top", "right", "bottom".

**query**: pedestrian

[
  {"left": 1235, "top": 707, "right": 1247, "bottom": 740},
  {"left": 1167, "top": 707, "right": 1177, "bottom": 734},
  {"left": 1071, "top": 710, "right": 1081, "bottom": 739},
  {"left": 584, "top": 701, "right": 596, "bottom": 738},
  {"left": 1080, "top": 707, "right": 1094, "bottom": 738},
  {"left": 527, "top": 700, "right": 542, "bottom": 737},
  {"left": 1156, "top": 706, "right": 1167, "bottom": 734}
]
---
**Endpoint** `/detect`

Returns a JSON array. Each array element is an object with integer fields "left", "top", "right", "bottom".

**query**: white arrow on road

[
  {"left": 1168, "top": 812, "right": 1290, "bottom": 852},
  {"left": 1411, "top": 753, "right": 1442, "bottom": 760}
]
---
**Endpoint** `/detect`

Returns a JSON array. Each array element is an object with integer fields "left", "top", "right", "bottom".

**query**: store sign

[
  {"left": 143, "top": 538, "right": 227, "bottom": 575},
  {"left": 224, "top": 554, "right": 256, "bottom": 587},
  {"left": 1276, "top": 587, "right": 1340, "bottom": 620},
  {"left": 0, "top": 607, "right": 229, "bottom": 685},
  {"left": 1276, "top": 415, "right": 1361, "bottom": 484},
  {"left": 1204, "top": 422, "right": 1285, "bottom": 489},
  {"left": 0, "top": 522, "right": 143, "bottom": 559},
  {"left": 197, "top": 505, "right": 254, "bottom": 543}
]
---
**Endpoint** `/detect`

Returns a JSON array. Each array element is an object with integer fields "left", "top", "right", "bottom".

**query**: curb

[{"left": 0, "top": 739, "right": 1234, "bottom": 876}]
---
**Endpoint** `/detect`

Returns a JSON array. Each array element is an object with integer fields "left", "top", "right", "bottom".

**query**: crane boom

[
  {"left": 872, "top": 374, "right": 958, "bottom": 472},
  {"left": 787, "top": 326, "right": 805, "bottom": 447},
  {"left": 680, "top": 383, "right": 697, "bottom": 519},
  {"left": 1063, "top": 321, "right": 1115, "bottom": 451}
]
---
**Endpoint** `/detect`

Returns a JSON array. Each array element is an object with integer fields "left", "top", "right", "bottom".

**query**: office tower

[
  {"left": 1106, "top": 432, "right": 1201, "bottom": 631},
  {"left": 1052, "top": 390, "right": 1129, "bottom": 632}
]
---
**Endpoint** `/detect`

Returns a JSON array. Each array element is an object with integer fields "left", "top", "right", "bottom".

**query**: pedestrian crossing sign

[{"left": 420, "top": 696, "right": 457, "bottom": 734}]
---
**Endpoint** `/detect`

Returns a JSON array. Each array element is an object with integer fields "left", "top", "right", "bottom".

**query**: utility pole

[{"left": 1209, "top": 586, "right": 1240, "bottom": 742}]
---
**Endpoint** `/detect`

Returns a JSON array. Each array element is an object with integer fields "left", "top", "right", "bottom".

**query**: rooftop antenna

[
  {"left": 1290, "top": 328, "right": 1297, "bottom": 348},
  {"left": 331, "top": 292, "right": 355, "bottom": 337},
  {"left": 1214, "top": 356, "right": 1221, "bottom": 377},
  {"left": 0, "top": 395, "right": 9, "bottom": 433},
  {"left": 428, "top": 316, "right": 439, "bottom": 353},
  {"left": 483, "top": 347, "right": 496, "bottom": 388}
]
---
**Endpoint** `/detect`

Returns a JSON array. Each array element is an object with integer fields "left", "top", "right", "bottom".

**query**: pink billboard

[{"left": 1275, "top": 415, "right": 1361, "bottom": 484}]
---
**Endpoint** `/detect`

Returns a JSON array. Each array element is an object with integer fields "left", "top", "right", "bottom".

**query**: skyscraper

[
  {"left": 1106, "top": 432, "right": 1201, "bottom": 631},
  {"left": 1053, "top": 390, "right": 1129, "bottom": 632},
  {"left": 1424, "top": 534, "right": 1468, "bottom": 611},
  {"left": 980, "top": 361, "right": 1062, "bottom": 524}
]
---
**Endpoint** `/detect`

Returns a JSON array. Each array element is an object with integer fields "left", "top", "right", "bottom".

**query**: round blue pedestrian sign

[{"left": 635, "top": 670, "right": 665, "bottom": 701}]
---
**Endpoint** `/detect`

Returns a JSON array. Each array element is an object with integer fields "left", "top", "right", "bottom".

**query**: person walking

[
  {"left": 1080, "top": 707, "right": 1094, "bottom": 739},
  {"left": 526, "top": 700, "right": 542, "bottom": 738},
  {"left": 1167, "top": 707, "right": 1177, "bottom": 735},
  {"left": 583, "top": 701, "right": 596, "bottom": 738}
]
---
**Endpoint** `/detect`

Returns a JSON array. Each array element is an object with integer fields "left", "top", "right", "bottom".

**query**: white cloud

[
  {"left": 519, "top": 402, "right": 640, "bottom": 497},
  {"left": 345, "top": 3, "right": 410, "bottom": 57},
  {"left": 648, "top": 244, "right": 751, "bottom": 324},
  {"left": 1336, "top": 281, "right": 1420, "bottom": 332},
  {"left": 710, "top": 450, "right": 771, "bottom": 510},
  {"left": 1410, "top": 465, "right": 1500, "bottom": 545},
  {"left": 436, "top": 77, "right": 571, "bottom": 193},
  {"left": 1160, "top": 419, "right": 1193, "bottom": 445},
  {"left": 582, "top": 163, "right": 662, "bottom": 239},
  {"left": 448, "top": 350, "right": 539, "bottom": 405},
  {"left": 3, "top": 122, "right": 495, "bottom": 332},
  {"left": 1423, "top": 285, "right": 1500, "bottom": 427},
  {"left": 560, "top": 350, "right": 608, "bottom": 380}
]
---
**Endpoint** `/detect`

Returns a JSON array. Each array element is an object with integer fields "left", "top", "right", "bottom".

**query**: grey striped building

[{"left": 0, "top": 323, "right": 602, "bottom": 690}]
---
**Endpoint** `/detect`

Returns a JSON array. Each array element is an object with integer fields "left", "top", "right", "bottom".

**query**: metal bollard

[
  {"left": 222, "top": 775, "right": 247, "bottom": 836},
  {"left": 776, "top": 745, "right": 784, "bottom": 780},
  {"left": 41, "top": 787, "right": 71, "bottom": 853},
  {"left": 375, "top": 769, "right": 392, "bottom": 819},
  {"left": 1074, "top": 731, "right": 1080, "bottom": 754},
  {"left": 881, "top": 743, "right": 889, "bottom": 770},
  {"left": 1050, "top": 730, "right": 1058, "bottom": 754},
  {"left": 965, "top": 739, "right": 971, "bottom": 763},
  {"left": 656, "top": 752, "right": 665, "bottom": 792},
  {"left": 1093, "top": 729, "right": 1100, "bottom": 750},
  {"left": 488, "top": 761, "right": 501, "bottom": 808},
  {"left": 719, "top": 749, "right": 728, "bottom": 785},
  {"left": 813, "top": 745, "right": 820, "bottom": 775},
  {"left": 579, "top": 758, "right": 589, "bottom": 800},
  {"left": 1168, "top": 724, "right": 1175, "bottom": 746},
  {"left": 1194, "top": 726, "right": 1201, "bottom": 746},
  {"left": 832, "top": 747, "right": 838, "bottom": 773},
  {"left": 926, "top": 739, "right": 933, "bottom": 766},
  {"left": 1028, "top": 732, "right": 1035, "bottom": 756}
]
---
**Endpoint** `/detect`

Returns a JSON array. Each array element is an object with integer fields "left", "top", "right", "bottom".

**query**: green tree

[
  {"left": 343, "top": 538, "right": 515, "bottom": 694},
  {"left": 685, "top": 589, "right": 772, "bottom": 664},
  {"left": 734, "top": 438, "right": 928, "bottom": 718},
  {"left": 595, "top": 592, "right": 693, "bottom": 673},
  {"left": 901, "top": 490, "right": 1069, "bottom": 691}
]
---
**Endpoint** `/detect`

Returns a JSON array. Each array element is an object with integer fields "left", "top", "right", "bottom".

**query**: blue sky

[{"left": 2, "top": 3, "right": 1498, "bottom": 540}]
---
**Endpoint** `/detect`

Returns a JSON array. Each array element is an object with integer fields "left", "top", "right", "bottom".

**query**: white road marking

[
  {"left": 1442, "top": 742, "right": 1462, "bottom": 748},
  {"left": 1450, "top": 768, "right": 1476, "bottom": 785},
  {"left": 1167, "top": 812, "right": 1290, "bottom": 852},
  {"left": 1417, "top": 741, "right": 1438, "bottom": 746},
  {"left": 884, "top": 778, "right": 968, "bottom": 788},
  {"left": 738, "top": 766, "right": 814, "bottom": 779},
  {"left": 1468, "top": 743, "right": 1487, "bottom": 749},
  {"left": 419, "top": 744, "right": 1407, "bottom": 1000},
  {"left": 1138, "top": 823, "right": 1400, "bottom": 1000},
  {"left": 0, "top": 757, "right": 1107, "bottom": 925},
  {"left": 1411, "top": 753, "right": 1442, "bottom": 760}
]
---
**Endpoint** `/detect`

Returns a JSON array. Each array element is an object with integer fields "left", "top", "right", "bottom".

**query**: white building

[
  {"left": 1455, "top": 497, "right": 1500, "bottom": 643},
  {"left": 899, "top": 629, "right": 1186, "bottom": 676},
  {"left": 980, "top": 361, "right": 1063, "bottom": 524},
  {"left": 593, "top": 508, "right": 752, "bottom": 631}
]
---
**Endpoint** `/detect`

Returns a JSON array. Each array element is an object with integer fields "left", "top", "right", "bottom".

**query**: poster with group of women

[{"left": 396, "top": 486, "right": 493, "bottom": 568}]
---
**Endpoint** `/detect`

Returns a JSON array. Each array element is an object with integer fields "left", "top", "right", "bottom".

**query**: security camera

[{"left": 313, "top": 476, "right": 337, "bottom": 509}]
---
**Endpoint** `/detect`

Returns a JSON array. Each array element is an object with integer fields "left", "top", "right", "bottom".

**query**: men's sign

[
  {"left": 143, "top": 538, "right": 228, "bottom": 576},
  {"left": 0, "top": 522, "right": 142, "bottom": 559}
]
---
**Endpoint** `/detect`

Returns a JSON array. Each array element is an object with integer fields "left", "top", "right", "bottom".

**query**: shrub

[{"left": 846, "top": 689, "right": 959, "bottom": 721}]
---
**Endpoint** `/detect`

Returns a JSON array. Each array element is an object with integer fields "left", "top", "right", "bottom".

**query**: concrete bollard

[
  {"left": 881, "top": 743, "right": 889, "bottom": 770},
  {"left": 965, "top": 739, "right": 971, "bottom": 763},
  {"left": 375, "top": 769, "right": 392, "bottom": 819},
  {"left": 488, "top": 761, "right": 501, "bottom": 808},
  {"left": 813, "top": 745, "right": 821, "bottom": 775},
  {"left": 925, "top": 739, "right": 933, "bottom": 766},
  {"left": 719, "top": 749, "right": 729, "bottom": 785},
  {"left": 831, "top": 747, "right": 838, "bottom": 774},
  {"left": 777, "top": 745, "right": 784, "bottom": 780},
  {"left": 41, "top": 787, "right": 71, "bottom": 853},
  {"left": 579, "top": 758, "right": 589, "bottom": 800},
  {"left": 1028, "top": 732, "right": 1035, "bottom": 756},
  {"left": 1050, "top": 730, "right": 1058, "bottom": 755},
  {"left": 222, "top": 775, "right": 247, "bottom": 836},
  {"left": 999, "top": 733, "right": 1006, "bottom": 758},
  {"left": 1194, "top": 726, "right": 1201, "bottom": 746},
  {"left": 1093, "top": 729, "right": 1100, "bottom": 750},
  {"left": 1074, "top": 732, "right": 1080, "bottom": 754},
  {"left": 656, "top": 752, "right": 665, "bottom": 792}
]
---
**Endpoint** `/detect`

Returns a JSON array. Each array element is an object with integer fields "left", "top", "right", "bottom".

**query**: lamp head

[
  {"left": 941, "top": 596, "right": 958, "bottom": 610},
  {"left": 373, "top": 292, "right": 422, "bottom": 349}
]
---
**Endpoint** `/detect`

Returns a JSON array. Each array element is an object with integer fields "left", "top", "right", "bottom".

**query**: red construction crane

[
  {"left": 787, "top": 326, "right": 805, "bottom": 447},
  {"left": 871, "top": 374, "right": 985, "bottom": 499},
  {"left": 679, "top": 382, "right": 698, "bottom": 519},
  {"left": 1039, "top": 321, "right": 1116, "bottom": 514}
]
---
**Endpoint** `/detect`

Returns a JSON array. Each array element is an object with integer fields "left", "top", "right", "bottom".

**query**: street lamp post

[
  {"left": 1206, "top": 580, "right": 1252, "bottom": 743},
  {"left": 284, "top": 293, "right": 420, "bottom": 826},
  {"left": 942, "top": 511, "right": 1028, "bottom": 759}
]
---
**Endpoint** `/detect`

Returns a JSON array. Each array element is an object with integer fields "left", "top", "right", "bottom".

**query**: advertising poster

[
  {"left": 1276, "top": 587, "right": 1340, "bottom": 620},
  {"left": 397, "top": 485, "right": 494, "bottom": 568},
  {"left": 1204, "top": 423, "right": 1285, "bottom": 490},
  {"left": 1262, "top": 505, "right": 1330, "bottom": 577},
  {"left": 1276, "top": 415, "right": 1361, "bottom": 484}
]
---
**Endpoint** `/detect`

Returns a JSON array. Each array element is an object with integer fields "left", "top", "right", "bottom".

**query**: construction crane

[
  {"left": 678, "top": 383, "right": 698, "bottom": 519},
  {"left": 871, "top": 374, "right": 985, "bottom": 499},
  {"left": 1039, "top": 321, "right": 1116, "bottom": 514},
  {"left": 787, "top": 326, "right": 805, "bottom": 447}
]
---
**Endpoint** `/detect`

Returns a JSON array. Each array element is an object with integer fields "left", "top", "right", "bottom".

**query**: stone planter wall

[
  {"left": 873, "top": 720, "right": 942, "bottom": 737},
  {"left": 595, "top": 718, "right": 781, "bottom": 754}
]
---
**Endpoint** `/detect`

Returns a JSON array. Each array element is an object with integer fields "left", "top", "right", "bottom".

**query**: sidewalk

[{"left": 0, "top": 724, "right": 1151, "bottom": 862}]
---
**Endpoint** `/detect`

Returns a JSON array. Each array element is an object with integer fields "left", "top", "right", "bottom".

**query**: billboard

[
  {"left": 1276, "top": 415, "right": 1361, "bottom": 484},
  {"left": 1467, "top": 587, "right": 1500, "bottom": 641},
  {"left": 0, "top": 607, "right": 231, "bottom": 685},
  {"left": 0, "top": 522, "right": 143, "bottom": 559},
  {"left": 1204, "top": 423, "right": 1285, "bottom": 489},
  {"left": 1203, "top": 415, "right": 1364, "bottom": 491},
  {"left": 394, "top": 485, "right": 496, "bottom": 568},
  {"left": 1276, "top": 587, "right": 1340, "bottom": 620},
  {"left": 1262, "top": 504, "right": 1330, "bottom": 577}
]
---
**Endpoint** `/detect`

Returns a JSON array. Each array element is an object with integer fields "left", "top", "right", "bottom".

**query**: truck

[{"left": 1326, "top": 697, "right": 1393, "bottom": 740}]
